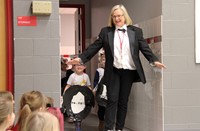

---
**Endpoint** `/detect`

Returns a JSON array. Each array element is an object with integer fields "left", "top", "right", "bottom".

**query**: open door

[{"left": 59, "top": 4, "right": 85, "bottom": 57}]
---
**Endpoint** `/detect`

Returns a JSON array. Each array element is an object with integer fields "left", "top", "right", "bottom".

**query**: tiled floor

[{"left": 64, "top": 113, "right": 134, "bottom": 131}]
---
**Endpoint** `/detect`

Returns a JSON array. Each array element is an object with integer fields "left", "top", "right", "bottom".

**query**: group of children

[
  {"left": 0, "top": 50, "right": 106, "bottom": 131},
  {"left": 0, "top": 90, "right": 63, "bottom": 131}
]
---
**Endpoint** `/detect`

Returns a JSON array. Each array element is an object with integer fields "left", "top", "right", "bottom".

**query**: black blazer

[{"left": 79, "top": 25, "right": 159, "bottom": 85}]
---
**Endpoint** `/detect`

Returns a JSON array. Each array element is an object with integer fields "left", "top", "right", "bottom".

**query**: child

[
  {"left": 0, "top": 91, "right": 15, "bottom": 131},
  {"left": 93, "top": 50, "right": 106, "bottom": 131},
  {"left": 63, "top": 64, "right": 91, "bottom": 93},
  {"left": 13, "top": 90, "right": 46, "bottom": 131},
  {"left": 46, "top": 96, "right": 64, "bottom": 131},
  {"left": 63, "top": 64, "right": 91, "bottom": 131},
  {"left": 93, "top": 52, "right": 105, "bottom": 89},
  {"left": 24, "top": 111, "right": 60, "bottom": 131}
]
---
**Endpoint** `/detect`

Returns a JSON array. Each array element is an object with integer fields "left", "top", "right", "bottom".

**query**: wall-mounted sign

[{"left": 17, "top": 16, "right": 37, "bottom": 26}]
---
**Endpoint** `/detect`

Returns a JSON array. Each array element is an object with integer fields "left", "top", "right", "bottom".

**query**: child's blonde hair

[
  {"left": 17, "top": 90, "right": 46, "bottom": 131},
  {"left": 24, "top": 111, "right": 60, "bottom": 131},
  {"left": 0, "top": 91, "right": 14, "bottom": 130},
  {"left": 46, "top": 96, "right": 54, "bottom": 107}
]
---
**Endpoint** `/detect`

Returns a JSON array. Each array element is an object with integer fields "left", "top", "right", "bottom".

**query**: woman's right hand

[{"left": 67, "top": 58, "right": 81, "bottom": 65}]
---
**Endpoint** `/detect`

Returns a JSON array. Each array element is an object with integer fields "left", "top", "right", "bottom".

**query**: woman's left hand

[{"left": 154, "top": 61, "right": 167, "bottom": 69}]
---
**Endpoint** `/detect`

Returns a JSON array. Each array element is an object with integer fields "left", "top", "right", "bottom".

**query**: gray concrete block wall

[
  {"left": 13, "top": 0, "right": 61, "bottom": 110},
  {"left": 162, "top": 0, "right": 200, "bottom": 130}
]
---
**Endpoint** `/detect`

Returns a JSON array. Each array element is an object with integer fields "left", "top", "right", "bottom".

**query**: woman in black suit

[{"left": 67, "top": 4, "right": 166, "bottom": 131}]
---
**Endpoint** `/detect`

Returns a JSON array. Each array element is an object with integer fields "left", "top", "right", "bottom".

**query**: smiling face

[
  {"left": 112, "top": 8, "right": 125, "bottom": 27},
  {"left": 74, "top": 64, "right": 86, "bottom": 75}
]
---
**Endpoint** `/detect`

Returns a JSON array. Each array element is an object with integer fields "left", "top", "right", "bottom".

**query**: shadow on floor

[
  {"left": 64, "top": 113, "right": 134, "bottom": 131},
  {"left": 64, "top": 113, "right": 98, "bottom": 131}
]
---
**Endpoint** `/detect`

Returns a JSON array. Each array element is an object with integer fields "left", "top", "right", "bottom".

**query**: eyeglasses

[
  {"left": 75, "top": 64, "right": 85, "bottom": 66},
  {"left": 112, "top": 14, "right": 124, "bottom": 19}
]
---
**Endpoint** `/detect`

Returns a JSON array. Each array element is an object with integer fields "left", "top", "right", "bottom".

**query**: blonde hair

[
  {"left": 108, "top": 4, "right": 133, "bottom": 27},
  {"left": 24, "top": 111, "right": 60, "bottom": 131},
  {"left": 0, "top": 91, "right": 13, "bottom": 101},
  {"left": 17, "top": 91, "right": 46, "bottom": 131},
  {"left": 98, "top": 48, "right": 105, "bottom": 62},
  {"left": 0, "top": 91, "right": 14, "bottom": 130},
  {"left": 46, "top": 96, "right": 54, "bottom": 107}
]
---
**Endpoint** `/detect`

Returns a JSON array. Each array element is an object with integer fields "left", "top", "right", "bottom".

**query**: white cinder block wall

[
  {"left": 125, "top": 16, "right": 163, "bottom": 131},
  {"left": 13, "top": 0, "right": 61, "bottom": 110},
  {"left": 162, "top": 0, "right": 200, "bottom": 131}
]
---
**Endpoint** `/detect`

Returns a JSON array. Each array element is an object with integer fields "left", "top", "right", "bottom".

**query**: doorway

[{"left": 59, "top": 4, "right": 85, "bottom": 58}]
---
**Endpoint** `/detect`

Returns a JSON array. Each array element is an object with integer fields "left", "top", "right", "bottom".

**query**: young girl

[
  {"left": 46, "top": 96, "right": 64, "bottom": 131},
  {"left": 0, "top": 91, "right": 15, "bottom": 131},
  {"left": 24, "top": 111, "right": 60, "bottom": 131},
  {"left": 13, "top": 90, "right": 46, "bottom": 131}
]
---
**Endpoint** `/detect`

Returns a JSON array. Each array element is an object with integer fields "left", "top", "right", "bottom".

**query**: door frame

[
  {"left": 59, "top": 4, "right": 86, "bottom": 52},
  {"left": 6, "top": 0, "right": 14, "bottom": 93}
]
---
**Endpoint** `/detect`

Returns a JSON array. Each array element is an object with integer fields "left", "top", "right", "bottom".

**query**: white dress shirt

[{"left": 113, "top": 25, "right": 136, "bottom": 70}]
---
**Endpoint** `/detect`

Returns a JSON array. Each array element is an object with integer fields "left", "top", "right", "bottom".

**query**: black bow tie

[{"left": 118, "top": 29, "right": 126, "bottom": 33}]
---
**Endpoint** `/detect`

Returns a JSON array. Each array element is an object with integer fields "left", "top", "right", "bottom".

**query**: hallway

[{"left": 64, "top": 113, "right": 134, "bottom": 131}]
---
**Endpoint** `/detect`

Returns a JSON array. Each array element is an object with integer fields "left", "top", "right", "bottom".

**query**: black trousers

[
  {"left": 105, "top": 67, "right": 138, "bottom": 130},
  {"left": 98, "top": 104, "right": 106, "bottom": 121}
]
